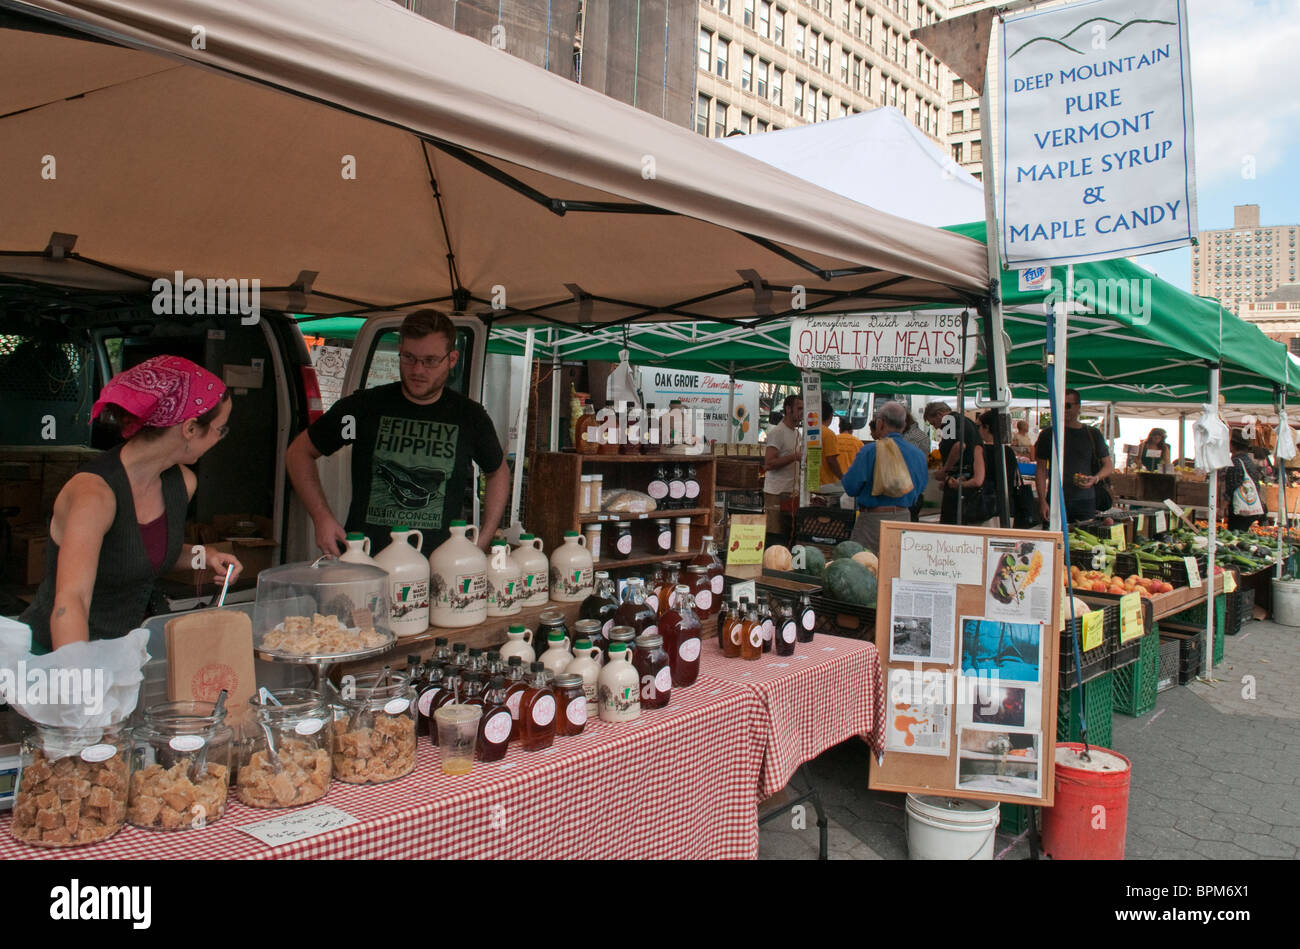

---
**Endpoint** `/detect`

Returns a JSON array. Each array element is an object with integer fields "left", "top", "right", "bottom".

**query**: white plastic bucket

[
  {"left": 1271, "top": 580, "right": 1300, "bottom": 627},
  {"left": 906, "top": 794, "right": 1000, "bottom": 860}
]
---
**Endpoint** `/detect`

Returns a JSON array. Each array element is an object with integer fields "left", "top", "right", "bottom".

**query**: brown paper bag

[{"left": 165, "top": 609, "right": 257, "bottom": 725}]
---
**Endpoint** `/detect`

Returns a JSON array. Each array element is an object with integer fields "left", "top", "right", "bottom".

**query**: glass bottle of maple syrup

[
  {"left": 633, "top": 633, "right": 671, "bottom": 710},
  {"left": 775, "top": 599, "right": 798, "bottom": 657},
  {"left": 460, "top": 672, "right": 485, "bottom": 709},
  {"left": 691, "top": 535, "right": 725, "bottom": 605},
  {"left": 644, "top": 564, "right": 665, "bottom": 614},
  {"left": 739, "top": 600, "right": 763, "bottom": 660},
  {"left": 722, "top": 598, "right": 745, "bottom": 658},
  {"left": 432, "top": 637, "right": 451, "bottom": 664},
  {"left": 415, "top": 663, "right": 447, "bottom": 737},
  {"left": 716, "top": 598, "right": 731, "bottom": 651},
  {"left": 615, "top": 577, "right": 658, "bottom": 636},
  {"left": 758, "top": 598, "right": 775, "bottom": 654},
  {"left": 477, "top": 676, "right": 513, "bottom": 762},
  {"left": 504, "top": 656, "right": 529, "bottom": 742},
  {"left": 796, "top": 593, "right": 816, "bottom": 644},
  {"left": 580, "top": 571, "right": 619, "bottom": 642},
  {"left": 575, "top": 402, "right": 599, "bottom": 454},
  {"left": 518, "top": 662, "right": 556, "bottom": 752},
  {"left": 659, "top": 585, "right": 702, "bottom": 687},
  {"left": 685, "top": 565, "right": 713, "bottom": 618},
  {"left": 653, "top": 565, "right": 681, "bottom": 620}
]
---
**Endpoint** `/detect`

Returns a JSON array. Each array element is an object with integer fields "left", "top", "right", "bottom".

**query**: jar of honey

[
  {"left": 633, "top": 633, "right": 671, "bottom": 710},
  {"left": 554, "top": 674, "right": 589, "bottom": 736},
  {"left": 518, "top": 662, "right": 557, "bottom": 752}
]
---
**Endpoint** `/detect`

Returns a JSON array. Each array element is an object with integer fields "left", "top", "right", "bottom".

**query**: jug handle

[
  {"left": 531, "top": 537, "right": 544, "bottom": 552},
  {"left": 408, "top": 529, "right": 424, "bottom": 549},
  {"left": 466, "top": 525, "right": 479, "bottom": 545},
  {"left": 563, "top": 635, "right": 572, "bottom": 652},
  {"left": 584, "top": 645, "right": 601, "bottom": 662},
  {"left": 361, "top": 537, "right": 371, "bottom": 555},
  {"left": 523, "top": 628, "right": 534, "bottom": 646},
  {"left": 576, "top": 533, "right": 587, "bottom": 548}
]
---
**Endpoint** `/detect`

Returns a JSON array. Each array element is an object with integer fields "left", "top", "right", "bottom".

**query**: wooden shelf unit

[{"left": 526, "top": 452, "right": 716, "bottom": 570}]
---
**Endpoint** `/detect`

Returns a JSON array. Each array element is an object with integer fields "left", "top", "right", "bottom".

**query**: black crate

[
  {"left": 1113, "top": 551, "right": 1205, "bottom": 587},
  {"left": 810, "top": 594, "right": 876, "bottom": 641},
  {"left": 1160, "top": 629, "right": 1203, "bottom": 684},
  {"left": 1059, "top": 604, "right": 1116, "bottom": 690},
  {"left": 1156, "top": 636, "right": 1181, "bottom": 692},
  {"left": 793, "top": 506, "right": 856, "bottom": 545}
]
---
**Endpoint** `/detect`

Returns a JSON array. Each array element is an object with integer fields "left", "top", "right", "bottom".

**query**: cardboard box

[
  {"left": 4, "top": 528, "right": 47, "bottom": 587},
  {"left": 212, "top": 513, "right": 274, "bottom": 540},
  {"left": 0, "top": 479, "right": 42, "bottom": 527},
  {"left": 162, "top": 538, "right": 279, "bottom": 587}
]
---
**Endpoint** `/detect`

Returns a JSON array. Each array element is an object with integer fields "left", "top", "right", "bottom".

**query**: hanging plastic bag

[
  {"left": 606, "top": 349, "right": 642, "bottom": 414},
  {"left": 1194, "top": 403, "right": 1231, "bottom": 471},
  {"left": 872, "top": 437, "right": 916, "bottom": 498},
  {"left": 1277, "top": 420, "right": 1297, "bottom": 461}
]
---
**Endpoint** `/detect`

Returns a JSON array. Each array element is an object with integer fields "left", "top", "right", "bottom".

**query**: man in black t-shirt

[
  {"left": 1034, "top": 389, "right": 1112, "bottom": 524},
  {"left": 287, "top": 310, "right": 508, "bottom": 556},
  {"left": 923, "top": 401, "right": 985, "bottom": 524}
]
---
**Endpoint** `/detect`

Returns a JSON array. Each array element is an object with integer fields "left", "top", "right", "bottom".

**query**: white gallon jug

[
  {"left": 428, "top": 520, "right": 488, "bottom": 628},
  {"left": 372, "top": 526, "right": 430, "bottom": 638}
]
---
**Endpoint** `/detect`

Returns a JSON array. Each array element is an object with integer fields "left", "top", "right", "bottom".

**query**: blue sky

[{"left": 1135, "top": 0, "right": 1300, "bottom": 290}]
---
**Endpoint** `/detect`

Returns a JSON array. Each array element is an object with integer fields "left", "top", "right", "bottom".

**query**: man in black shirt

[
  {"left": 1034, "top": 389, "right": 1112, "bottom": 524},
  {"left": 287, "top": 310, "right": 508, "bottom": 556},
  {"left": 924, "top": 401, "right": 985, "bottom": 524}
]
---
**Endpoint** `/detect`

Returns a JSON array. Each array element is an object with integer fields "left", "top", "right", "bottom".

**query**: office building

[{"left": 1193, "top": 205, "right": 1300, "bottom": 314}]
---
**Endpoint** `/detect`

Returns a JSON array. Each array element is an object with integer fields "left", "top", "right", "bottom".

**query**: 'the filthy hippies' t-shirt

[{"left": 308, "top": 383, "right": 504, "bottom": 555}]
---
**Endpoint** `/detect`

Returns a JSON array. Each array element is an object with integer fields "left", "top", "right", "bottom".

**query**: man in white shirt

[{"left": 763, "top": 394, "right": 803, "bottom": 540}]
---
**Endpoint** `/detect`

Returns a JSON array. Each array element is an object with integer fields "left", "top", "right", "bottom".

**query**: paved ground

[{"left": 758, "top": 616, "right": 1300, "bottom": 860}]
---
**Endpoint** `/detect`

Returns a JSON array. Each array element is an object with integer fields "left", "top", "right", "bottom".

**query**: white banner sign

[
  {"left": 999, "top": 0, "right": 1197, "bottom": 267},
  {"left": 788, "top": 312, "right": 975, "bottom": 375},
  {"left": 637, "top": 368, "right": 761, "bottom": 444}
]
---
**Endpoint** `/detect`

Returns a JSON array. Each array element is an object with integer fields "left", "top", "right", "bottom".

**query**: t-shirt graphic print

[{"left": 369, "top": 416, "right": 458, "bottom": 531}]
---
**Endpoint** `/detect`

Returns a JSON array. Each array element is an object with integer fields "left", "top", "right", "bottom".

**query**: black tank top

[{"left": 22, "top": 446, "right": 187, "bottom": 650}]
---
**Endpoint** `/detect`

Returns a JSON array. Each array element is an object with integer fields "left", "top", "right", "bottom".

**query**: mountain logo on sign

[{"left": 1009, "top": 16, "right": 1176, "bottom": 58}]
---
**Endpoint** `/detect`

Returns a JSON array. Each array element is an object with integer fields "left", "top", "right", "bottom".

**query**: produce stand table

[
  {"left": 0, "top": 679, "right": 766, "bottom": 860},
  {"left": 698, "top": 634, "right": 885, "bottom": 799},
  {"left": 1078, "top": 570, "right": 1225, "bottom": 623}
]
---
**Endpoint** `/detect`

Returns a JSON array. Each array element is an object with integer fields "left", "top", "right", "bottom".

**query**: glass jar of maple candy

[
  {"left": 11, "top": 723, "right": 131, "bottom": 848},
  {"left": 330, "top": 671, "right": 418, "bottom": 784},
  {"left": 128, "top": 700, "right": 234, "bottom": 831},
  {"left": 237, "top": 689, "right": 333, "bottom": 808}
]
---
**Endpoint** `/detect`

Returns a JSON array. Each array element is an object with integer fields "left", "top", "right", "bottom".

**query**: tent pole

[
  {"left": 728, "top": 360, "right": 736, "bottom": 446},
  {"left": 1206, "top": 364, "right": 1219, "bottom": 680},
  {"left": 510, "top": 328, "right": 535, "bottom": 529},
  {"left": 1278, "top": 385, "right": 1287, "bottom": 579},
  {"left": 979, "top": 299, "right": 1010, "bottom": 526},
  {"left": 1050, "top": 266, "right": 1072, "bottom": 534},
  {"left": 1178, "top": 412, "right": 1186, "bottom": 466},
  {"left": 549, "top": 329, "right": 560, "bottom": 452}
]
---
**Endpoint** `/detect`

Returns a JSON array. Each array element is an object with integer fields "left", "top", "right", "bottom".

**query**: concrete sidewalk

[{"left": 758, "top": 618, "right": 1300, "bottom": 860}]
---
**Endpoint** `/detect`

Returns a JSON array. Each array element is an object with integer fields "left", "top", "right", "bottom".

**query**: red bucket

[{"left": 1041, "top": 742, "right": 1132, "bottom": 860}]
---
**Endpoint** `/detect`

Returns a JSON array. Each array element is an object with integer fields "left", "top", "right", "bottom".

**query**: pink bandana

[{"left": 92, "top": 356, "right": 226, "bottom": 438}]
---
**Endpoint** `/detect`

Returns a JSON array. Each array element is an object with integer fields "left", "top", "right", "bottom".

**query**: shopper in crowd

[
  {"left": 1139, "top": 428, "right": 1171, "bottom": 471},
  {"left": 817, "top": 398, "right": 845, "bottom": 487},
  {"left": 1011, "top": 418, "right": 1036, "bottom": 457},
  {"left": 841, "top": 401, "right": 929, "bottom": 551},
  {"left": 900, "top": 403, "right": 931, "bottom": 456},
  {"left": 1223, "top": 428, "right": 1268, "bottom": 532},
  {"left": 960, "top": 410, "right": 1020, "bottom": 526},
  {"left": 288, "top": 309, "right": 508, "bottom": 556},
  {"left": 1034, "top": 388, "right": 1112, "bottom": 523},
  {"left": 762, "top": 393, "right": 803, "bottom": 540},
  {"left": 924, "top": 401, "right": 986, "bottom": 525},
  {"left": 22, "top": 356, "right": 242, "bottom": 653},
  {"left": 836, "top": 415, "right": 864, "bottom": 477}
]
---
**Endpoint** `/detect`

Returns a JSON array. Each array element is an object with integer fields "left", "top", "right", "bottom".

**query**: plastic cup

[{"left": 434, "top": 704, "right": 481, "bottom": 775}]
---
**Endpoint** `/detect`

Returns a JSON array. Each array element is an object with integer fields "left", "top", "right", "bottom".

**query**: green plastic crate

[
  {"left": 1058, "top": 671, "right": 1113, "bottom": 749},
  {"left": 1000, "top": 802, "right": 1032, "bottom": 836},
  {"left": 1164, "top": 595, "right": 1226, "bottom": 666},
  {"left": 1113, "top": 631, "right": 1159, "bottom": 717}
]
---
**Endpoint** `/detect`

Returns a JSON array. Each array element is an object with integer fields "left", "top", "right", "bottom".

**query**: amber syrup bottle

[
  {"left": 723, "top": 598, "right": 745, "bottom": 658},
  {"left": 660, "top": 585, "right": 703, "bottom": 688},
  {"left": 477, "top": 676, "right": 513, "bottom": 762},
  {"left": 504, "top": 656, "right": 529, "bottom": 742},
  {"left": 740, "top": 601, "right": 763, "bottom": 661},
  {"left": 615, "top": 577, "right": 658, "bottom": 636},
  {"left": 518, "top": 662, "right": 557, "bottom": 752}
]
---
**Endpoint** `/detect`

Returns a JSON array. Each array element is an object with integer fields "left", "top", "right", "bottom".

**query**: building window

[
  {"left": 854, "top": 4, "right": 863, "bottom": 37},
  {"left": 864, "top": 13, "right": 872, "bottom": 44},
  {"left": 759, "top": 1, "right": 771, "bottom": 37},
  {"left": 757, "top": 59, "right": 769, "bottom": 97},
  {"left": 742, "top": 51, "right": 753, "bottom": 91},
  {"left": 795, "top": 22, "right": 806, "bottom": 58},
  {"left": 742, "top": 111, "right": 754, "bottom": 133},
  {"left": 744, "top": 0, "right": 755, "bottom": 28},
  {"left": 698, "top": 29, "right": 712, "bottom": 72},
  {"left": 715, "top": 101, "right": 728, "bottom": 138},
  {"left": 820, "top": 92, "right": 831, "bottom": 122},
  {"left": 808, "top": 29, "right": 820, "bottom": 65},
  {"left": 1290, "top": 338, "right": 1300, "bottom": 355},
  {"left": 952, "top": 110, "right": 964, "bottom": 132},
  {"left": 862, "top": 65, "right": 871, "bottom": 98},
  {"left": 696, "top": 95, "right": 710, "bottom": 136},
  {"left": 841, "top": 100, "right": 850, "bottom": 118},
  {"left": 716, "top": 39, "right": 729, "bottom": 79},
  {"left": 952, "top": 142, "right": 963, "bottom": 163},
  {"left": 953, "top": 79, "right": 964, "bottom": 99},
  {"left": 971, "top": 141, "right": 982, "bottom": 162},
  {"left": 773, "top": 8, "right": 784, "bottom": 45},
  {"left": 852, "top": 56, "right": 861, "bottom": 91},
  {"left": 970, "top": 107, "right": 980, "bottom": 130},
  {"left": 758, "top": 118, "right": 769, "bottom": 132},
  {"left": 822, "top": 36, "right": 832, "bottom": 72},
  {"left": 840, "top": 51, "right": 850, "bottom": 83},
  {"left": 807, "top": 85, "right": 818, "bottom": 121},
  {"left": 772, "top": 67, "right": 783, "bottom": 106},
  {"left": 719, "top": 0, "right": 730, "bottom": 13},
  {"left": 794, "top": 79, "right": 804, "bottom": 114},
  {"left": 841, "top": 2, "right": 850, "bottom": 30}
]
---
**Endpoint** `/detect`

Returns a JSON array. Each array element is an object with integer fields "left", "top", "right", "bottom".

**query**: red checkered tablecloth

[
  {"left": 698, "top": 633, "right": 885, "bottom": 799},
  {"left": 0, "top": 678, "right": 764, "bottom": 860}
]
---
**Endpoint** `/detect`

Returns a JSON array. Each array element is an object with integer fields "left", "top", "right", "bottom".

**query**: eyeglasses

[
  {"left": 399, "top": 351, "right": 452, "bottom": 369},
  {"left": 216, "top": 424, "right": 230, "bottom": 440}
]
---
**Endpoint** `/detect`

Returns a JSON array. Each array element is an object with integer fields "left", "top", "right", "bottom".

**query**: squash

[
  {"left": 825, "top": 558, "right": 878, "bottom": 607},
  {"left": 792, "top": 545, "right": 827, "bottom": 579},
  {"left": 833, "top": 540, "right": 865, "bottom": 561},
  {"left": 763, "top": 545, "right": 793, "bottom": 571},
  {"left": 852, "top": 550, "right": 879, "bottom": 575}
]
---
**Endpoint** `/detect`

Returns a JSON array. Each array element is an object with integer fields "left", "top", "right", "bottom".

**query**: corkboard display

[{"left": 868, "top": 521, "right": 1063, "bottom": 808}]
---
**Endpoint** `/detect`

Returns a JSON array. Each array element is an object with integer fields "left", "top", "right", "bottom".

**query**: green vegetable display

[{"left": 825, "top": 558, "right": 877, "bottom": 608}]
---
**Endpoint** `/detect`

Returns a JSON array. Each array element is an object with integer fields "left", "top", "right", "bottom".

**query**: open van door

[{"left": 285, "top": 314, "right": 487, "bottom": 561}]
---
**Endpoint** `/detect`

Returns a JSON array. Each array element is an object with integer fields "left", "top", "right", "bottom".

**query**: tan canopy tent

[{"left": 0, "top": 0, "right": 988, "bottom": 326}]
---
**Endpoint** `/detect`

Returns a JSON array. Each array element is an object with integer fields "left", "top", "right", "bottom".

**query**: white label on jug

[
  {"left": 531, "top": 695, "right": 556, "bottom": 726},
  {"left": 168, "top": 735, "right": 205, "bottom": 753},
  {"left": 393, "top": 579, "right": 429, "bottom": 610},
  {"left": 685, "top": 481, "right": 700, "bottom": 500},
  {"left": 657, "top": 531, "right": 672, "bottom": 551},
  {"left": 80, "top": 743, "right": 116, "bottom": 763},
  {"left": 483, "top": 710, "right": 512, "bottom": 744},
  {"left": 655, "top": 667, "right": 672, "bottom": 695},
  {"left": 417, "top": 689, "right": 439, "bottom": 716},
  {"left": 566, "top": 699, "right": 588, "bottom": 727},
  {"left": 695, "top": 589, "right": 713, "bottom": 612},
  {"left": 454, "top": 573, "right": 488, "bottom": 603},
  {"left": 801, "top": 609, "right": 815, "bottom": 631},
  {"left": 384, "top": 698, "right": 411, "bottom": 716},
  {"left": 711, "top": 574, "right": 724, "bottom": 595},
  {"left": 763, "top": 620, "right": 774, "bottom": 642},
  {"left": 617, "top": 535, "right": 633, "bottom": 555},
  {"left": 647, "top": 480, "right": 668, "bottom": 500},
  {"left": 295, "top": 717, "right": 325, "bottom": 736},
  {"left": 679, "top": 637, "right": 701, "bottom": 662},
  {"left": 669, "top": 481, "right": 685, "bottom": 500},
  {"left": 782, "top": 622, "right": 797, "bottom": 644},
  {"left": 749, "top": 629, "right": 763, "bottom": 648},
  {"left": 506, "top": 691, "right": 523, "bottom": 720}
]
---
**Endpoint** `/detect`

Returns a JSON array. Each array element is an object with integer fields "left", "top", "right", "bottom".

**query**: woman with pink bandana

[{"left": 22, "top": 356, "right": 241, "bottom": 653}]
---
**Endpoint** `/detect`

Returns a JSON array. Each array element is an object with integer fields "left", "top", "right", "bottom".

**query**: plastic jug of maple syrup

[
  {"left": 486, "top": 539, "right": 523, "bottom": 617},
  {"left": 373, "top": 526, "right": 430, "bottom": 637},
  {"left": 428, "top": 520, "right": 488, "bottom": 627},
  {"left": 514, "top": 534, "right": 550, "bottom": 607},
  {"left": 548, "top": 531, "right": 594, "bottom": 602}
]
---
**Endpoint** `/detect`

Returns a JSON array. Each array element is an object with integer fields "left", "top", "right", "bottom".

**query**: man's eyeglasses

[{"left": 399, "top": 351, "right": 452, "bottom": 369}]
